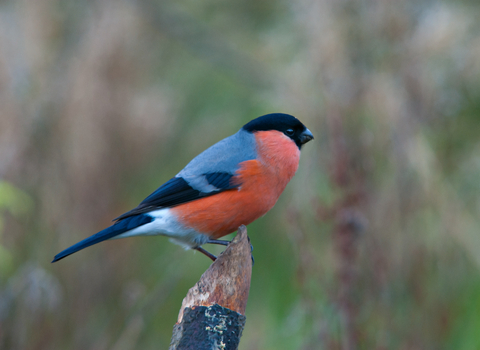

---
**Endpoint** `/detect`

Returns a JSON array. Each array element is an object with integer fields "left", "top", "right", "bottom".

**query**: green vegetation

[{"left": 1, "top": 0, "right": 480, "bottom": 348}]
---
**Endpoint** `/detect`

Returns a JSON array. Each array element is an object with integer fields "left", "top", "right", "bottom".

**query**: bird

[{"left": 52, "top": 113, "right": 313, "bottom": 262}]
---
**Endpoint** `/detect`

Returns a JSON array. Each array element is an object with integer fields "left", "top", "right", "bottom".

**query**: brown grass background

[{"left": 1, "top": 0, "right": 480, "bottom": 349}]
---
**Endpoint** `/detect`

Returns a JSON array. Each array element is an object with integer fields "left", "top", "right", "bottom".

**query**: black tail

[{"left": 52, "top": 215, "right": 153, "bottom": 262}]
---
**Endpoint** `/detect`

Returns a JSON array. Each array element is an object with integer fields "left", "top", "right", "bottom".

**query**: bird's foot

[
  {"left": 247, "top": 236, "right": 254, "bottom": 265},
  {"left": 206, "top": 239, "right": 230, "bottom": 246},
  {"left": 194, "top": 247, "right": 217, "bottom": 261},
  {"left": 204, "top": 238, "right": 254, "bottom": 266}
]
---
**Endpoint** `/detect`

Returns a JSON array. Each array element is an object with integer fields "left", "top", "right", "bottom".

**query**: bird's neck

[{"left": 255, "top": 131, "right": 301, "bottom": 185}]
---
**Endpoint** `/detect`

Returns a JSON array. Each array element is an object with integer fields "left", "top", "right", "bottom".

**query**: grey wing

[
  {"left": 177, "top": 129, "right": 257, "bottom": 192},
  {"left": 114, "top": 129, "right": 257, "bottom": 221}
]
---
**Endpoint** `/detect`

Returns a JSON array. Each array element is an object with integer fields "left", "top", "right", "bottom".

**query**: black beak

[{"left": 300, "top": 128, "right": 314, "bottom": 144}]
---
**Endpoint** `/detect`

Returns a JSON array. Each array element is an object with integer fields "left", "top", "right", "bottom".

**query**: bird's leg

[
  {"left": 206, "top": 239, "right": 230, "bottom": 246},
  {"left": 195, "top": 247, "right": 217, "bottom": 261},
  {"left": 205, "top": 238, "right": 254, "bottom": 265}
]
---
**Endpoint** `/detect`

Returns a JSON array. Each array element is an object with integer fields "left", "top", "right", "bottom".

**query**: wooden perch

[{"left": 169, "top": 225, "right": 252, "bottom": 350}]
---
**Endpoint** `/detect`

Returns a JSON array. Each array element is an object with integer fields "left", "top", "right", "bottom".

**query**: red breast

[{"left": 171, "top": 130, "right": 300, "bottom": 238}]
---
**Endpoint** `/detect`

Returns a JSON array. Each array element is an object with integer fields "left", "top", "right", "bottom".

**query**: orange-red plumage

[
  {"left": 171, "top": 130, "right": 300, "bottom": 238},
  {"left": 52, "top": 113, "right": 313, "bottom": 263}
]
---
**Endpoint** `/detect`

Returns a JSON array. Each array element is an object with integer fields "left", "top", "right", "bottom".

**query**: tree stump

[{"left": 169, "top": 225, "right": 252, "bottom": 350}]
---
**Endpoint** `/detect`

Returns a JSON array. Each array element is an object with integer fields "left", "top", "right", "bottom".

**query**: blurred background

[{"left": 1, "top": 0, "right": 480, "bottom": 349}]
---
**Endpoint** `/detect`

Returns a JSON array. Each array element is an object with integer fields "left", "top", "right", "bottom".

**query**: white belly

[{"left": 112, "top": 208, "right": 210, "bottom": 249}]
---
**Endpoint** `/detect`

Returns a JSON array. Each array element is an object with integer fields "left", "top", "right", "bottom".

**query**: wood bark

[{"left": 169, "top": 225, "right": 252, "bottom": 350}]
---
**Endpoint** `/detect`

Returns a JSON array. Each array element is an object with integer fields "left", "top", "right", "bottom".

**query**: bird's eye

[{"left": 285, "top": 129, "right": 295, "bottom": 137}]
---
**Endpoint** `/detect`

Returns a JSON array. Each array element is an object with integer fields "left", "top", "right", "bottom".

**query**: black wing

[{"left": 114, "top": 172, "right": 237, "bottom": 221}]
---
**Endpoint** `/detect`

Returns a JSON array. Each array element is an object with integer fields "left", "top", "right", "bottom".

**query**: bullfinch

[{"left": 52, "top": 113, "right": 313, "bottom": 262}]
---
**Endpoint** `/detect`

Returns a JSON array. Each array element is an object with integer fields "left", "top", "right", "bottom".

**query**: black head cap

[{"left": 242, "top": 113, "right": 314, "bottom": 149}]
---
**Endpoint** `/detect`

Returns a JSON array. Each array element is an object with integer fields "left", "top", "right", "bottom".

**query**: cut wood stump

[{"left": 169, "top": 225, "right": 252, "bottom": 350}]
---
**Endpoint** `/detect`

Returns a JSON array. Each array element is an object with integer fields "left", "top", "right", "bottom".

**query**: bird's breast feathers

[
  {"left": 253, "top": 130, "right": 301, "bottom": 183},
  {"left": 170, "top": 130, "right": 301, "bottom": 238}
]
